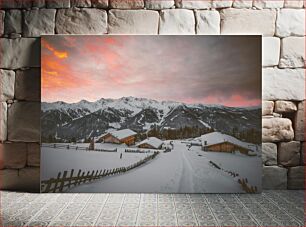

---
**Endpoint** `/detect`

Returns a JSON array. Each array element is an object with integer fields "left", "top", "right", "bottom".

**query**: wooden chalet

[
  {"left": 136, "top": 137, "right": 163, "bottom": 149},
  {"left": 201, "top": 132, "right": 255, "bottom": 155},
  {"left": 99, "top": 129, "right": 137, "bottom": 146}
]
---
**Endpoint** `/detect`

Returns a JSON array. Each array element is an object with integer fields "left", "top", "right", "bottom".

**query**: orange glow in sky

[{"left": 41, "top": 36, "right": 261, "bottom": 107}]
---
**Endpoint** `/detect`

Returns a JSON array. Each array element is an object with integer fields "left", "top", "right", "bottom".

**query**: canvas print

[{"left": 40, "top": 35, "right": 262, "bottom": 193}]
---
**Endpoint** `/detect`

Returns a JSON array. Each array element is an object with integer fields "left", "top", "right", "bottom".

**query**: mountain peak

[{"left": 41, "top": 96, "right": 261, "bottom": 143}]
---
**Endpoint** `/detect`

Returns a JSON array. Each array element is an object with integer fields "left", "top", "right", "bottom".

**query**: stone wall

[{"left": 0, "top": 0, "right": 305, "bottom": 192}]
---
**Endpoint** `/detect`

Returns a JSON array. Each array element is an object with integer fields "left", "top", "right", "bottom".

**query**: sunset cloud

[
  {"left": 42, "top": 39, "right": 68, "bottom": 59},
  {"left": 41, "top": 35, "right": 261, "bottom": 107}
]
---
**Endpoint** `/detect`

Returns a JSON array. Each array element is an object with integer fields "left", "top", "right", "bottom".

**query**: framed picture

[{"left": 40, "top": 35, "right": 262, "bottom": 193}]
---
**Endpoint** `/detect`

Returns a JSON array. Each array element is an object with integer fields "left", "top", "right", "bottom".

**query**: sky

[{"left": 41, "top": 35, "right": 261, "bottom": 107}]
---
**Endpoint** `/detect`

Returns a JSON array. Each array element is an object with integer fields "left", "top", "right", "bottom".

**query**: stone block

[
  {"left": 284, "top": 0, "right": 304, "bottom": 8},
  {"left": 275, "top": 101, "right": 297, "bottom": 113},
  {"left": 15, "top": 68, "right": 41, "bottom": 101},
  {"left": 27, "top": 143, "right": 40, "bottom": 167},
  {"left": 0, "top": 0, "right": 32, "bottom": 9},
  {"left": 262, "top": 101, "right": 274, "bottom": 115},
  {"left": 175, "top": 0, "right": 212, "bottom": 9},
  {"left": 159, "top": 9, "right": 195, "bottom": 34},
  {"left": 109, "top": 10, "right": 159, "bottom": 34},
  {"left": 71, "top": 0, "right": 91, "bottom": 7},
  {"left": 253, "top": 0, "right": 284, "bottom": 8},
  {"left": 0, "top": 10, "right": 4, "bottom": 35},
  {"left": 4, "top": 9, "right": 22, "bottom": 34},
  {"left": 32, "top": 0, "right": 46, "bottom": 8},
  {"left": 220, "top": 8, "right": 276, "bottom": 36},
  {"left": 280, "top": 37, "right": 305, "bottom": 68},
  {"left": 145, "top": 0, "right": 175, "bottom": 9},
  {"left": 263, "top": 68, "right": 305, "bottom": 101},
  {"left": 0, "top": 167, "right": 40, "bottom": 192},
  {"left": 262, "top": 117, "right": 294, "bottom": 142},
  {"left": 0, "top": 38, "right": 40, "bottom": 69},
  {"left": 56, "top": 8, "right": 107, "bottom": 34},
  {"left": 262, "top": 143, "right": 277, "bottom": 166},
  {"left": 276, "top": 9, "right": 305, "bottom": 37},
  {"left": 212, "top": 0, "right": 233, "bottom": 8},
  {"left": 91, "top": 0, "right": 108, "bottom": 8},
  {"left": 262, "top": 37, "right": 280, "bottom": 66},
  {"left": 8, "top": 102, "right": 40, "bottom": 142},
  {"left": 195, "top": 10, "right": 220, "bottom": 34},
  {"left": 263, "top": 166, "right": 287, "bottom": 189},
  {"left": 0, "top": 69, "right": 15, "bottom": 102},
  {"left": 232, "top": 0, "right": 253, "bottom": 8},
  {"left": 288, "top": 166, "right": 304, "bottom": 189},
  {"left": 278, "top": 141, "right": 301, "bottom": 167},
  {"left": 23, "top": 9, "right": 56, "bottom": 37},
  {"left": 0, "top": 102, "right": 7, "bottom": 142},
  {"left": 110, "top": 0, "right": 144, "bottom": 9},
  {"left": 46, "top": 0, "right": 70, "bottom": 8},
  {"left": 294, "top": 101, "right": 305, "bottom": 141},
  {"left": 0, "top": 142, "right": 27, "bottom": 169}
]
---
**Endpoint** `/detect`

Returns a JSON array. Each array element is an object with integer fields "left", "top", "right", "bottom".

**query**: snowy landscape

[
  {"left": 41, "top": 35, "right": 262, "bottom": 193},
  {"left": 41, "top": 125, "right": 262, "bottom": 193}
]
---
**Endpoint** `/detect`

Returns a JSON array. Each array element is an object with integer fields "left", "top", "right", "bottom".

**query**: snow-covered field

[
  {"left": 41, "top": 141, "right": 261, "bottom": 193},
  {"left": 41, "top": 143, "right": 150, "bottom": 181}
]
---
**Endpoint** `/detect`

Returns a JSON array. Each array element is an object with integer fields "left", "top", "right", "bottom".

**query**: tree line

[
  {"left": 42, "top": 125, "right": 261, "bottom": 144},
  {"left": 136, "top": 125, "right": 215, "bottom": 141}
]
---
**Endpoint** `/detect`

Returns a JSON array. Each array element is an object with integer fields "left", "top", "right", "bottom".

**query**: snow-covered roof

[
  {"left": 136, "top": 137, "right": 163, "bottom": 149},
  {"left": 201, "top": 132, "right": 255, "bottom": 151},
  {"left": 109, "top": 129, "right": 137, "bottom": 140}
]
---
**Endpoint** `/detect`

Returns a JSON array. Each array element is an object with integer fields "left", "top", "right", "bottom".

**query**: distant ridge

[{"left": 41, "top": 96, "right": 261, "bottom": 142}]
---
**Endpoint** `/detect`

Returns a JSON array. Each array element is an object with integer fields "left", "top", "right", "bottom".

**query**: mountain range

[{"left": 41, "top": 97, "right": 261, "bottom": 142}]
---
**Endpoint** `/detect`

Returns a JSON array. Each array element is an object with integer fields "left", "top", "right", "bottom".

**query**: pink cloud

[{"left": 42, "top": 36, "right": 261, "bottom": 107}]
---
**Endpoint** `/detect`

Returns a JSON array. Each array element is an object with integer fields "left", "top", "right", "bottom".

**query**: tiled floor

[{"left": 1, "top": 190, "right": 304, "bottom": 226}]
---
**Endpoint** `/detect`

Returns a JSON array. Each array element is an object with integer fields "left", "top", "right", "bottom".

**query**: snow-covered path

[
  {"left": 68, "top": 141, "right": 245, "bottom": 193},
  {"left": 175, "top": 142, "right": 242, "bottom": 193}
]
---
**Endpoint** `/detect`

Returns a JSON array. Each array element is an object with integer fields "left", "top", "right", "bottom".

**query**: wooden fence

[
  {"left": 41, "top": 144, "right": 117, "bottom": 152},
  {"left": 209, "top": 160, "right": 257, "bottom": 193},
  {"left": 238, "top": 178, "right": 258, "bottom": 193},
  {"left": 41, "top": 151, "right": 159, "bottom": 193}
]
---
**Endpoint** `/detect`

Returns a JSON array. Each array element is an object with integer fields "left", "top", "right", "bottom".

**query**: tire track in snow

[{"left": 177, "top": 143, "right": 195, "bottom": 192}]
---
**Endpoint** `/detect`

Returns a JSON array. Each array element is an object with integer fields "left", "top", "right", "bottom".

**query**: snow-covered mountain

[{"left": 41, "top": 97, "right": 261, "bottom": 141}]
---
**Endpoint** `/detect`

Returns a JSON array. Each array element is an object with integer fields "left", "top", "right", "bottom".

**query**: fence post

[
  {"left": 85, "top": 171, "right": 90, "bottom": 183},
  {"left": 90, "top": 170, "right": 95, "bottom": 182},
  {"left": 43, "top": 178, "right": 53, "bottom": 193},
  {"left": 75, "top": 169, "right": 82, "bottom": 186},
  {"left": 68, "top": 169, "right": 74, "bottom": 189},
  {"left": 53, "top": 172, "right": 62, "bottom": 193},
  {"left": 59, "top": 171, "right": 68, "bottom": 192},
  {"left": 102, "top": 169, "right": 106, "bottom": 177},
  {"left": 98, "top": 170, "right": 102, "bottom": 177},
  {"left": 80, "top": 172, "right": 85, "bottom": 185},
  {"left": 94, "top": 170, "right": 99, "bottom": 180}
]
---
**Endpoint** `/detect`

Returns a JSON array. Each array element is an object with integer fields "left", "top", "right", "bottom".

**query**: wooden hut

[
  {"left": 99, "top": 129, "right": 137, "bottom": 146},
  {"left": 201, "top": 132, "right": 254, "bottom": 155},
  {"left": 136, "top": 137, "right": 163, "bottom": 149}
]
